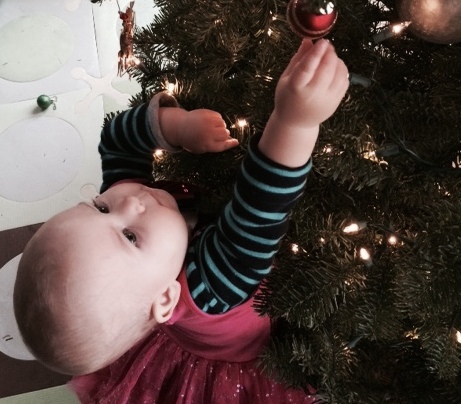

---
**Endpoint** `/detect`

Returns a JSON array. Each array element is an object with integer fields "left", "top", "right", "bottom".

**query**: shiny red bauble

[{"left": 287, "top": 0, "right": 338, "bottom": 39}]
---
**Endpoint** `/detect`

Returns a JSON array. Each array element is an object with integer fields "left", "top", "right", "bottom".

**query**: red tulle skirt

[{"left": 71, "top": 328, "right": 319, "bottom": 404}]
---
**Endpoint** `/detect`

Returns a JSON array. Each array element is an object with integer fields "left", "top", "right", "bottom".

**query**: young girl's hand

[
  {"left": 273, "top": 39, "right": 349, "bottom": 130},
  {"left": 178, "top": 109, "right": 239, "bottom": 153},
  {"left": 258, "top": 39, "right": 348, "bottom": 167},
  {"left": 159, "top": 108, "right": 238, "bottom": 153}
]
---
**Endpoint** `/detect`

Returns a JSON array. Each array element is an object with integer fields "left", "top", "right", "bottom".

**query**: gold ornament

[{"left": 397, "top": 0, "right": 461, "bottom": 44}]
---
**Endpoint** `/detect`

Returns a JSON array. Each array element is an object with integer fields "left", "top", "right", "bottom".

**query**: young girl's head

[{"left": 14, "top": 183, "right": 189, "bottom": 375}]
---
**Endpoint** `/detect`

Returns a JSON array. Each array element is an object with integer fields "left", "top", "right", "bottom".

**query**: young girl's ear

[{"left": 151, "top": 280, "right": 181, "bottom": 324}]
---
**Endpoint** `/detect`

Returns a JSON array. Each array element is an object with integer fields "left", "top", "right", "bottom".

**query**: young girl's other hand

[
  {"left": 273, "top": 39, "right": 349, "bottom": 130},
  {"left": 178, "top": 109, "right": 239, "bottom": 154}
]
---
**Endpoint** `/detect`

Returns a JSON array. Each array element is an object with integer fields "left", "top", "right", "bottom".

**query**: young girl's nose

[{"left": 120, "top": 195, "right": 145, "bottom": 214}]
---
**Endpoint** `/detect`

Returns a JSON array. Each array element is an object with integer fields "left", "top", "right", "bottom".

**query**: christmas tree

[{"left": 98, "top": 0, "right": 461, "bottom": 401}]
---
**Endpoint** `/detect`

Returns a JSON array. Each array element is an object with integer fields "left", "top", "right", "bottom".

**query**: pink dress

[{"left": 71, "top": 270, "right": 318, "bottom": 403}]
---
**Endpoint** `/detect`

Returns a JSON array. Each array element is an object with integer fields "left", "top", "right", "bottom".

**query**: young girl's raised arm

[
  {"left": 259, "top": 39, "right": 349, "bottom": 167},
  {"left": 186, "top": 40, "right": 349, "bottom": 314}
]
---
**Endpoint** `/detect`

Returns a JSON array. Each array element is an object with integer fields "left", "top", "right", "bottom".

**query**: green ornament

[{"left": 36, "top": 94, "right": 57, "bottom": 110}]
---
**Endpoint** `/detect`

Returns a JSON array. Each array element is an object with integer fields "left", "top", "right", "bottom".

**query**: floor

[{"left": 0, "top": 0, "right": 157, "bottom": 400}]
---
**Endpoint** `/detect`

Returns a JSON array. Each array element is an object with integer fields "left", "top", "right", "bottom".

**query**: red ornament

[{"left": 287, "top": 0, "right": 338, "bottom": 39}]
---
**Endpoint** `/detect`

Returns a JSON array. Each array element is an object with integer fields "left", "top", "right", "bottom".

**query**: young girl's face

[
  {"left": 43, "top": 182, "right": 189, "bottom": 333},
  {"left": 73, "top": 181, "right": 188, "bottom": 286}
]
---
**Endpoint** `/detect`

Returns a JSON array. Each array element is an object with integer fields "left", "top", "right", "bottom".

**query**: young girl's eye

[
  {"left": 123, "top": 229, "right": 137, "bottom": 245},
  {"left": 93, "top": 200, "right": 109, "bottom": 213}
]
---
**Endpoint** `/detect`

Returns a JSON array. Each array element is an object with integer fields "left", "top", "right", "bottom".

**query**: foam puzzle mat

[{"left": 0, "top": 0, "right": 158, "bottom": 398}]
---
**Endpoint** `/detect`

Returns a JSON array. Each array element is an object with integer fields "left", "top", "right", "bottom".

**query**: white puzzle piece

[
  {"left": 72, "top": 67, "right": 132, "bottom": 114},
  {"left": 0, "top": 90, "right": 103, "bottom": 231},
  {"left": 0, "top": 14, "right": 75, "bottom": 82},
  {"left": 0, "top": 0, "right": 99, "bottom": 104},
  {"left": 0, "top": 117, "right": 84, "bottom": 203}
]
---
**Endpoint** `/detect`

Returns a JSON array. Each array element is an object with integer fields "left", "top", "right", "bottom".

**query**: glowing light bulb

[
  {"left": 373, "top": 21, "right": 411, "bottom": 44},
  {"left": 361, "top": 141, "right": 381, "bottom": 163},
  {"left": 154, "top": 150, "right": 164, "bottom": 158},
  {"left": 237, "top": 119, "right": 248, "bottom": 128},
  {"left": 359, "top": 248, "right": 371, "bottom": 261},
  {"left": 132, "top": 57, "right": 148, "bottom": 74},
  {"left": 163, "top": 80, "right": 178, "bottom": 95},
  {"left": 388, "top": 235, "right": 398, "bottom": 245},
  {"left": 392, "top": 21, "right": 411, "bottom": 34},
  {"left": 343, "top": 221, "right": 366, "bottom": 234},
  {"left": 343, "top": 223, "right": 360, "bottom": 234},
  {"left": 291, "top": 243, "right": 299, "bottom": 253},
  {"left": 362, "top": 150, "right": 379, "bottom": 162},
  {"left": 405, "top": 330, "right": 419, "bottom": 340},
  {"left": 456, "top": 330, "right": 461, "bottom": 344},
  {"left": 167, "top": 83, "right": 176, "bottom": 94},
  {"left": 360, "top": 248, "right": 370, "bottom": 260}
]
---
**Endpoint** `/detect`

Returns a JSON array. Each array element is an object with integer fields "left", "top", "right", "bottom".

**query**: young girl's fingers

[
  {"left": 283, "top": 39, "right": 313, "bottom": 77},
  {"left": 306, "top": 43, "right": 341, "bottom": 90},
  {"left": 215, "top": 137, "right": 239, "bottom": 152},
  {"left": 328, "top": 59, "right": 349, "bottom": 95},
  {"left": 289, "top": 39, "right": 331, "bottom": 89},
  {"left": 217, "top": 131, "right": 232, "bottom": 142},
  {"left": 225, "top": 138, "right": 239, "bottom": 148}
]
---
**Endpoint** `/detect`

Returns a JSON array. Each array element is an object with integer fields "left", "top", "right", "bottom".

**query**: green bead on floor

[{"left": 36, "top": 94, "right": 56, "bottom": 110}]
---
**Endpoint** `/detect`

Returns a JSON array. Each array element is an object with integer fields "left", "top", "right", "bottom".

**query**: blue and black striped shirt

[{"left": 99, "top": 101, "right": 311, "bottom": 314}]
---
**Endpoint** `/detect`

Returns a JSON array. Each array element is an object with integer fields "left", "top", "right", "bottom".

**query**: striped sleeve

[
  {"left": 99, "top": 94, "right": 180, "bottom": 193},
  {"left": 186, "top": 135, "right": 312, "bottom": 314}
]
